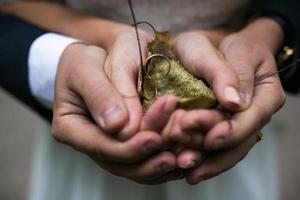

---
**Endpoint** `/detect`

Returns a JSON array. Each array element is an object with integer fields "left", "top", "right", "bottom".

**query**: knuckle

[
  {"left": 85, "top": 45, "right": 107, "bottom": 59},
  {"left": 51, "top": 118, "right": 67, "bottom": 144}
]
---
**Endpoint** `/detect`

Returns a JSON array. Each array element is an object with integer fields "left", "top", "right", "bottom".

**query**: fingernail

[
  {"left": 100, "top": 106, "right": 124, "bottom": 130},
  {"left": 224, "top": 86, "right": 241, "bottom": 105},
  {"left": 181, "top": 160, "right": 196, "bottom": 169}
]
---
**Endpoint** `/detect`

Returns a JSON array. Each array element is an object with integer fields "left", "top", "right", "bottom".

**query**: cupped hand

[
  {"left": 202, "top": 18, "right": 286, "bottom": 151},
  {"left": 165, "top": 18, "right": 286, "bottom": 184},
  {"left": 161, "top": 29, "right": 246, "bottom": 171},
  {"left": 52, "top": 43, "right": 181, "bottom": 184},
  {"left": 173, "top": 30, "right": 246, "bottom": 112}
]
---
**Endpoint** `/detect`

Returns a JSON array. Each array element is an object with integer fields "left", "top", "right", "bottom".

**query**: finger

[
  {"left": 104, "top": 32, "right": 150, "bottom": 140},
  {"left": 177, "top": 150, "right": 206, "bottom": 169},
  {"left": 181, "top": 109, "right": 225, "bottom": 132},
  {"left": 52, "top": 114, "right": 162, "bottom": 163},
  {"left": 220, "top": 37, "right": 261, "bottom": 109},
  {"left": 173, "top": 32, "right": 243, "bottom": 111},
  {"left": 64, "top": 46, "right": 128, "bottom": 134},
  {"left": 161, "top": 109, "right": 190, "bottom": 145},
  {"left": 185, "top": 134, "right": 257, "bottom": 185},
  {"left": 180, "top": 132, "right": 204, "bottom": 149},
  {"left": 203, "top": 69, "right": 285, "bottom": 150},
  {"left": 98, "top": 151, "right": 177, "bottom": 182},
  {"left": 141, "top": 94, "right": 177, "bottom": 132},
  {"left": 165, "top": 109, "right": 224, "bottom": 148}
]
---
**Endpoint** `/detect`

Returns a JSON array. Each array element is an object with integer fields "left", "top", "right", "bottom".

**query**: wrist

[
  {"left": 28, "top": 33, "right": 79, "bottom": 109},
  {"left": 71, "top": 17, "right": 132, "bottom": 50}
]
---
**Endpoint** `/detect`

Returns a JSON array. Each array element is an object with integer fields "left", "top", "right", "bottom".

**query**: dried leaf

[{"left": 138, "top": 31, "right": 216, "bottom": 111}]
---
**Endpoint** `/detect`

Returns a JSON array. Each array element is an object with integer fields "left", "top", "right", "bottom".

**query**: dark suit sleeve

[
  {"left": 0, "top": 14, "right": 52, "bottom": 121},
  {"left": 253, "top": 0, "right": 300, "bottom": 94}
]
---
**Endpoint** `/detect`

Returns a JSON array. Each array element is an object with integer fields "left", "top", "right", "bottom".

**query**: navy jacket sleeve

[
  {"left": 254, "top": 0, "right": 300, "bottom": 94},
  {"left": 0, "top": 14, "right": 52, "bottom": 121}
]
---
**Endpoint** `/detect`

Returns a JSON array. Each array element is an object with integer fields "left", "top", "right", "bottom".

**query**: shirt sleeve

[
  {"left": 0, "top": 14, "right": 78, "bottom": 121},
  {"left": 28, "top": 33, "right": 78, "bottom": 109},
  {"left": 0, "top": 14, "right": 51, "bottom": 121}
]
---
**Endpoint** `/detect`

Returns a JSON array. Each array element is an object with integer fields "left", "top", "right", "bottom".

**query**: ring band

[{"left": 256, "top": 131, "right": 263, "bottom": 142}]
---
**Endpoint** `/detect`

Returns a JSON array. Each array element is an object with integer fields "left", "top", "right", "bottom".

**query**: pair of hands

[{"left": 52, "top": 18, "right": 285, "bottom": 185}]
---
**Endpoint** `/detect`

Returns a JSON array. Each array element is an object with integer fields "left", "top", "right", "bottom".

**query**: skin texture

[{"left": 1, "top": 2, "right": 286, "bottom": 184}]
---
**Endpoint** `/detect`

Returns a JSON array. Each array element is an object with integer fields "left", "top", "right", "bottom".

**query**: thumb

[
  {"left": 64, "top": 45, "right": 129, "bottom": 133},
  {"left": 219, "top": 47, "right": 256, "bottom": 110},
  {"left": 174, "top": 33, "right": 244, "bottom": 111},
  {"left": 103, "top": 32, "right": 150, "bottom": 140}
]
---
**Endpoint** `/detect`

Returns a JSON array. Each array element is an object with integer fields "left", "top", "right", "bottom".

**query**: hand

[
  {"left": 52, "top": 43, "right": 180, "bottom": 184},
  {"left": 161, "top": 29, "right": 247, "bottom": 170},
  {"left": 159, "top": 108, "right": 256, "bottom": 185},
  {"left": 203, "top": 18, "right": 286, "bottom": 150},
  {"left": 101, "top": 28, "right": 151, "bottom": 140},
  {"left": 173, "top": 30, "right": 246, "bottom": 112},
  {"left": 168, "top": 18, "right": 286, "bottom": 184},
  {"left": 162, "top": 108, "right": 259, "bottom": 185}
]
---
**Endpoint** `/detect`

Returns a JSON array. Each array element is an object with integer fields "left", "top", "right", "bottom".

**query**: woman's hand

[
  {"left": 161, "top": 29, "right": 246, "bottom": 170},
  {"left": 173, "top": 30, "right": 246, "bottom": 112},
  {"left": 202, "top": 17, "right": 286, "bottom": 151},
  {"left": 164, "top": 18, "right": 286, "bottom": 184}
]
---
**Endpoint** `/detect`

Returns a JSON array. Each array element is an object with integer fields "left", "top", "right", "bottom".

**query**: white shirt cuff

[{"left": 28, "top": 33, "right": 78, "bottom": 110}]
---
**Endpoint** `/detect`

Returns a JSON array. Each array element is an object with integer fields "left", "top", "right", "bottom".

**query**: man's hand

[
  {"left": 101, "top": 29, "right": 151, "bottom": 140},
  {"left": 51, "top": 43, "right": 180, "bottom": 184}
]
